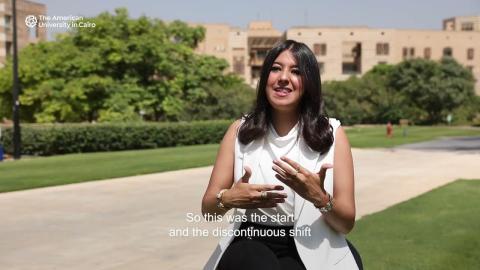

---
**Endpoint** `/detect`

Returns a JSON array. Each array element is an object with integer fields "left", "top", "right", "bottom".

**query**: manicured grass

[
  {"left": 0, "top": 144, "right": 219, "bottom": 193},
  {"left": 348, "top": 180, "right": 480, "bottom": 270},
  {"left": 347, "top": 125, "right": 480, "bottom": 148},
  {"left": 1, "top": 126, "right": 479, "bottom": 193}
]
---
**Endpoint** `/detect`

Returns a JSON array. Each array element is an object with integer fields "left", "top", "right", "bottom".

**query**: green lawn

[
  {"left": 348, "top": 180, "right": 480, "bottom": 270},
  {"left": 1, "top": 126, "right": 479, "bottom": 193},
  {"left": 0, "top": 144, "right": 219, "bottom": 193}
]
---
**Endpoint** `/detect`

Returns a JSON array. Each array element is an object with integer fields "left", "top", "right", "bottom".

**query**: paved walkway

[
  {"left": 0, "top": 148, "right": 479, "bottom": 270},
  {"left": 397, "top": 136, "right": 480, "bottom": 153}
]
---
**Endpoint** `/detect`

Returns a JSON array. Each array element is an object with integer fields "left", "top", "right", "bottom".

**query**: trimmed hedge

[{"left": 0, "top": 120, "right": 231, "bottom": 156}]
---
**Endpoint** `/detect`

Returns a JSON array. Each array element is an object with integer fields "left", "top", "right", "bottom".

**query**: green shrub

[
  {"left": 0, "top": 120, "right": 231, "bottom": 156},
  {"left": 452, "top": 96, "right": 480, "bottom": 125}
]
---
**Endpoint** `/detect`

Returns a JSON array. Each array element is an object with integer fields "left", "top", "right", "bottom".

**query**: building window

[
  {"left": 403, "top": 47, "right": 415, "bottom": 60},
  {"left": 233, "top": 56, "right": 245, "bottom": 75},
  {"left": 342, "top": 42, "right": 361, "bottom": 74},
  {"left": 29, "top": 25, "right": 39, "bottom": 40},
  {"left": 461, "top": 22, "right": 474, "bottom": 31},
  {"left": 313, "top": 43, "right": 327, "bottom": 56},
  {"left": 342, "top": 63, "right": 360, "bottom": 74},
  {"left": 467, "top": 66, "right": 474, "bottom": 72},
  {"left": 467, "top": 48, "right": 474, "bottom": 60},
  {"left": 4, "top": 15, "right": 11, "bottom": 31},
  {"left": 317, "top": 62, "right": 325, "bottom": 74},
  {"left": 443, "top": 47, "right": 453, "bottom": 57},
  {"left": 6, "top": 41, "right": 12, "bottom": 56},
  {"left": 424, "top": 47, "right": 431, "bottom": 59},
  {"left": 376, "top": 43, "right": 389, "bottom": 55},
  {"left": 384, "top": 43, "right": 390, "bottom": 55},
  {"left": 256, "top": 50, "right": 267, "bottom": 59}
]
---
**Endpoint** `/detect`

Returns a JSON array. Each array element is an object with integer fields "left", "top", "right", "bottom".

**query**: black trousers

[
  {"left": 217, "top": 222, "right": 306, "bottom": 270},
  {"left": 217, "top": 222, "right": 364, "bottom": 270}
]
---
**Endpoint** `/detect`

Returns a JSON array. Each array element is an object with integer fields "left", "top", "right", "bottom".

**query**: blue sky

[{"left": 35, "top": 0, "right": 480, "bottom": 38}]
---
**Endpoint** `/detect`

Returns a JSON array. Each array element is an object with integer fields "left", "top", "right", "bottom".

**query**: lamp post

[{"left": 12, "top": 0, "right": 21, "bottom": 159}]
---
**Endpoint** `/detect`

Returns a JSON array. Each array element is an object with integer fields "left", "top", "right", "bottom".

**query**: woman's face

[{"left": 266, "top": 50, "right": 304, "bottom": 112}]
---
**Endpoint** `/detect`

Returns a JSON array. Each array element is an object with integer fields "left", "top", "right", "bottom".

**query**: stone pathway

[{"left": 397, "top": 136, "right": 480, "bottom": 153}]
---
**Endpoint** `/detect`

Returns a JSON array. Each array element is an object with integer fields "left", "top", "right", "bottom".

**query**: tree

[
  {"left": 361, "top": 64, "right": 412, "bottom": 123},
  {"left": 180, "top": 77, "right": 255, "bottom": 120},
  {"left": 322, "top": 59, "right": 475, "bottom": 125},
  {"left": 0, "top": 8, "right": 252, "bottom": 123},
  {"left": 323, "top": 77, "right": 372, "bottom": 125},
  {"left": 322, "top": 67, "right": 401, "bottom": 125},
  {"left": 389, "top": 58, "right": 475, "bottom": 124}
]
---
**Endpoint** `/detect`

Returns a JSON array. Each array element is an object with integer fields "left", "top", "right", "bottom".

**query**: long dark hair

[{"left": 238, "top": 39, "right": 333, "bottom": 154}]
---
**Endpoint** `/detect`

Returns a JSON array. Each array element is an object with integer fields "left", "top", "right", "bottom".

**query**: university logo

[{"left": 25, "top": 15, "right": 38, "bottom": 28}]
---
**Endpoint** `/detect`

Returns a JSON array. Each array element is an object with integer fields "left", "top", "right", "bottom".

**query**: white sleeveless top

[
  {"left": 204, "top": 118, "right": 359, "bottom": 270},
  {"left": 245, "top": 122, "right": 299, "bottom": 226}
]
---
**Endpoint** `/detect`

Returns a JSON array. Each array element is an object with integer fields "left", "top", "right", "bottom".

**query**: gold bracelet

[
  {"left": 216, "top": 189, "right": 230, "bottom": 210},
  {"left": 314, "top": 193, "right": 334, "bottom": 213}
]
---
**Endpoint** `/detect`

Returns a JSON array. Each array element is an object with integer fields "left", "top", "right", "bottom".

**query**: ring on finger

[
  {"left": 261, "top": 191, "right": 268, "bottom": 199},
  {"left": 293, "top": 168, "right": 300, "bottom": 178}
]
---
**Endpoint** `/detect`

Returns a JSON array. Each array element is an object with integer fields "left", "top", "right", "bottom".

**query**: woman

[{"left": 202, "top": 40, "right": 359, "bottom": 270}]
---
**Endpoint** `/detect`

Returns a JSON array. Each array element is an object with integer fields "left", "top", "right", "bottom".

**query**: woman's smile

[{"left": 273, "top": 86, "right": 293, "bottom": 97}]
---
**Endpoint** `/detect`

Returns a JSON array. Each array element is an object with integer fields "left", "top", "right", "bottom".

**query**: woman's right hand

[{"left": 222, "top": 166, "right": 287, "bottom": 209}]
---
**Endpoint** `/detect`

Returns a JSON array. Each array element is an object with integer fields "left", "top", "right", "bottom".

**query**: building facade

[
  {"left": 194, "top": 21, "right": 283, "bottom": 87},
  {"left": 0, "top": 0, "right": 46, "bottom": 67},
  {"left": 196, "top": 15, "right": 480, "bottom": 95}
]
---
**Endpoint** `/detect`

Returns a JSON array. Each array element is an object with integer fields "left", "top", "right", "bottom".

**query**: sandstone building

[{"left": 195, "top": 15, "right": 480, "bottom": 95}]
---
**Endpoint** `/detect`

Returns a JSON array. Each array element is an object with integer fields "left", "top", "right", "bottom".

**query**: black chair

[{"left": 346, "top": 239, "right": 363, "bottom": 270}]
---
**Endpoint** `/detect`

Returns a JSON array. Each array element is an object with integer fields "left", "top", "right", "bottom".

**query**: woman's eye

[
  {"left": 271, "top": 66, "right": 281, "bottom": 72},
  {"left": 291, "top": 69, "right": 301, "bottom": 75}
]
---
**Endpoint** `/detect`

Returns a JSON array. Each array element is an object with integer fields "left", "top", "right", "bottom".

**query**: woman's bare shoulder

[
  {"left": 334, "top": 126, "right": 352, "bottom": 149},
  {"left": 222, "top": 119, "right": 243, "bottom": 144},
  {"left": 231, "top": 119, "right": 242, "bottom": 130}
]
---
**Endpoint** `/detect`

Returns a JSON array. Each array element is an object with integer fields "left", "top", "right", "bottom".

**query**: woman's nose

[{"left": 278, "top": 70, "right": 289, "bottom": 84}]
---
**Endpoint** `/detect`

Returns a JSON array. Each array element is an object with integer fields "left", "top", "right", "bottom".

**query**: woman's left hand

[{"left": 272, "top": 156, "right": 333, "bottom": 207}]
